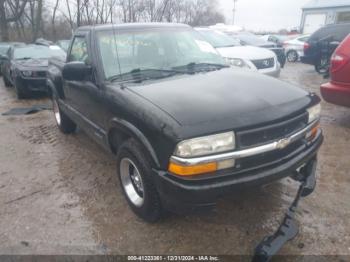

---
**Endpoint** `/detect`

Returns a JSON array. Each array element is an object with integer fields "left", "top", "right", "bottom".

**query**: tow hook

[{"left": 252, "top": 158, "right": 317, "bottom": 262}]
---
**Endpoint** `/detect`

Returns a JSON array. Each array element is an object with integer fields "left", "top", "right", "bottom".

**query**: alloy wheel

[{"left": 120, "top": 158, "right": 144, "bottom": 207}]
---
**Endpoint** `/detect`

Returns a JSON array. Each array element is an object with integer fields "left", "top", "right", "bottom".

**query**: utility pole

[{"left": 232, "top": 0, "right": 237, "bottom": 25}]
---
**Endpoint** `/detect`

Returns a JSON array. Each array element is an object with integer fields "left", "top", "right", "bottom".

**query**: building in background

[{"left": 300, "top": 0, "right": 350, "bottom": 34}]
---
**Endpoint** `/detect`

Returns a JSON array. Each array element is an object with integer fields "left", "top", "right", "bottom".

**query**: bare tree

[
  {"left": 33, "top": 0, "right": 43, "bottom": 40},
  {"left": 0, "top": 0, "right": 28, "bottom": 41},
  {"left": 1, "top": 0, "right": 225, "bottom": 42},
  {"left": 51, "top": 0, "right": 60, "bottom": 41}
]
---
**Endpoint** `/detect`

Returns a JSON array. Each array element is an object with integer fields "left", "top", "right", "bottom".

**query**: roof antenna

[{"left": 111, "top": 23, "right": 123, "bottom": 82}]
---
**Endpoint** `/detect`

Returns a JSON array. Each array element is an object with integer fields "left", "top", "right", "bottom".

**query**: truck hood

[
  {"left": 127, "top": 68, "right": 311, "bottom": 134},
  {"left": 15, "top": 58, "right": 49, "bottom": 67},
  {"left": 216, "top": 46, "right": 276, "bottom": 60}
]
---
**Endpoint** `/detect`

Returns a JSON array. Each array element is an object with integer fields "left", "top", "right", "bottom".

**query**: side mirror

[{"left": 62, "top": 61, "right": 92, "bottom": 81}]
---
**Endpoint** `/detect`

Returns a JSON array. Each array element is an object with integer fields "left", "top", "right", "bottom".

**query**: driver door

[{"left": 63, "top": 34, "right": 105, "bottom": 144}]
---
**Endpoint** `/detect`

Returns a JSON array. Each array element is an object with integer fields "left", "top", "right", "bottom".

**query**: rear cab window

[{"left": 69, "top": 36, "right": 89, "bottom": 63}]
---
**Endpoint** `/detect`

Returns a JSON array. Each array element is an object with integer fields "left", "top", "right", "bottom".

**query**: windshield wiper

[
  {"left": 108, "top": 68, "right": 187, "bottom": 83},
  {"left": 16, "top": 57, "right": 31, "bottom": 60},
  {"left": 218, "top": 44, "right": 239, "bottom": 48},
  {"left": 173, "top": 62, "right": 229, "bottom": 72}
]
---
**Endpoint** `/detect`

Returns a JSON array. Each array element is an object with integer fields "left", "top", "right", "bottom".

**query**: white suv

[{"left": 196, "top": 28, "right": 281, "bottom": 78}]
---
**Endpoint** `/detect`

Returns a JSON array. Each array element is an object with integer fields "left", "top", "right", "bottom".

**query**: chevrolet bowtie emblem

[{"left": 276, "top": 138, "right": 291, "bottom": 149}]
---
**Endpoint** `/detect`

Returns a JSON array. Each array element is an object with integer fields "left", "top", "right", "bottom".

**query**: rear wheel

[
  {"left": 52, "top": 94, "right": 76, "bottom": 134},
  {"left": 116, "top": 139, "right": 162, "bottom": 222},
  {"left": 287, "top": 50, "right": 298, "bottom": 62},
  {"left": 315, "top": 57, "right": 329, "bottom": 74}
]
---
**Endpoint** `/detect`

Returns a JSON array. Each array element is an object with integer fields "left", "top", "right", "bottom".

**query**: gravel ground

[{"left": 0, "top": 63, "right": 349, "bottom": 257}]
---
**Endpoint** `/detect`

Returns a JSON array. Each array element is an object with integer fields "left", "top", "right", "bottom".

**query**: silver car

[
  {"left": 196, "top": 28, "right": 281, "bottom": 78},
  {"left": 283, "top": 35, "right": 310, "bottom": 62}
]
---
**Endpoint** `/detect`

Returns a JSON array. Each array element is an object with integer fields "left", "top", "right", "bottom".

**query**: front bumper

[
  {"left": 253, "top": 157, "right": 318, "bottom": 260},
  {"left": 261, "top": 66, "right": 281, "bottom": 78},
  {"left": 153, "top": 132, "right": 323, "bottom": 213},
  {"left": 16, "top": 77, "right": 48, "bottom": 92},
  {"left": 321, "top": 81, "right": 350, "bottom": 108}
]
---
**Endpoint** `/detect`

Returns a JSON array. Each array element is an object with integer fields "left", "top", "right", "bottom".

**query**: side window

[
  {"left": 310, "top": 27, "right": 331, "bottom": 42},
  {"left": 69, "top": 36, "right": 89, "bottom": 63},
  {"left": 268, "top": 36, "right": 277, "bottom": 43},
  {"left": 299, "top": 36, "right": 309, "bottom": 42}
]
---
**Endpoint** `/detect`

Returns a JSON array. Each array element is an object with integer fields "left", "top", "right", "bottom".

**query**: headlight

[
  {"left": 225, "top": 58, "right": 250, "bottom": 68},
  {"left": 170, "top": 132, "right": 236, "bottom": 176},
  {"left": 307, "top": 103, "right": 321, "bottom": 123},
  {"left": 174, "top": 131, "right": 235, "bottom": 158},
  {"left": 21, "top": 70, "right": 32, "bottom": 77}
]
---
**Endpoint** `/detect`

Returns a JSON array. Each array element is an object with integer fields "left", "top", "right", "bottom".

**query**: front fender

[
  {"left": 109, "top": 118, "right": 161, "bottom": 168},
  {"left": 47, "top": 75, "right": 64, "bottom": 99}
]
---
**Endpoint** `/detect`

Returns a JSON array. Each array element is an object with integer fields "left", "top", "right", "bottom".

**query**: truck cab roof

[{"left": 76, "top": 23, "right": 190, "bottom": 33}]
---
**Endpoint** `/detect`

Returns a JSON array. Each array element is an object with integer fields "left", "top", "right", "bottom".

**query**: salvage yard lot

[{"left": 0, "top": 63, "right": 349, "bottom": 256}]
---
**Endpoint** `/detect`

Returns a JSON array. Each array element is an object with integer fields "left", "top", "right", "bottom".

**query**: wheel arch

[
  {"left": 47, "top": 74, "right": 65, "bottom": 99},
  {"left": 108, "top": 118, "right": 160, "bottom": 168}
]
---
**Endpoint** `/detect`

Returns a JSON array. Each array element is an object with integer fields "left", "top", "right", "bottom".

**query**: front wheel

[
  {"left": 116, "top": 139, "right": 162, "bottom": 222},
  {"left": 52, "top": 94, "right": 76, "bottom": 134}
]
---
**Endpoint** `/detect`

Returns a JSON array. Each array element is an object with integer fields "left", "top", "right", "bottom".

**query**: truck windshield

[
  {"left": 14, "top": 45, "right": 66, "bottom": 60},
  {"left": 97, "top": 28, "right": 226, "bottom": 80}
]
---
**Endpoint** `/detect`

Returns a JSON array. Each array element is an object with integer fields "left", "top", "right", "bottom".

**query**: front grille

[
  {"left": 32, "top": 71, "right": 46, "bottom": 77},
  {"left": 237, "top": 140, "right": 305, "bottom": 171},
  {"left": 251, "top": 58, "right": 275, "bottom": 69},
  {"left": 236, "top": 112, "right": 308, "bottom": 149}
]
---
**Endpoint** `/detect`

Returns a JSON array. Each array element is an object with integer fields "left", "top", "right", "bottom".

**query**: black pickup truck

[{"left": 47, "top": 23, "right": 323, "bottom": 225}]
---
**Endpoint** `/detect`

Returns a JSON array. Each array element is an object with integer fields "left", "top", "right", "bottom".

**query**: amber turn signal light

[
  {"left": 306, "top": 124, "right": 320, "bottom": 141},
  {"left": 168, "top": 161, "right": 217, "bottom": 176}
]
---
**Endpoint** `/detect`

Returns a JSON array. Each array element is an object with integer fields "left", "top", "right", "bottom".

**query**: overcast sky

[{"left": 219, "top": 0, "right": 310, "bottom": 31}]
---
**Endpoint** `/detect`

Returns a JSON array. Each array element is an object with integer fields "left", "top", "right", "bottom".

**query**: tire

[
  {"left": 52, "top": 93, "right": 76, "bottom": 134},
  {"left": 315, "top": 57, "right": 329, "bottom": 74},
  {"left": 116, "top": 139, "right": 162, "bottom": 222},
  {"left": 287, "top": 50, "right": 298, "bottom": 62},
  {"left": 3, "top": 75, "right": 12, "bottom": 87},
  {"left": 14, "top": 78, "right": 28, "bottom": 99}
]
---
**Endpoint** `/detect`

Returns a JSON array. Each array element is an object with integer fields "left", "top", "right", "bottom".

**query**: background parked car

[
  {"left": 301, "top": 23, "right": 350, "bottom": 73},
  {"left": 261, "top": 34, "right": 293, "bottom": 47},
  {"left": 227, "top": 31, "right": 286, "bottom": 68},
  {"left": 0, "top": 42, "right": 24, "bottom": 75},
  {"left": 35, "top": 38, "right": 54, "bottom": 46},
  {"left": 1, "top": 44, "right": 66, "bottom": 98},
  {"left": 196, "top": 28, "right": 280, "bottom": 77},
  {"left": 56, "top": 40, "right": 71, "bottom": 52},
  {"left": 321, "top": 35, "right": 350, "bottom": 108},
  {"left": 283, "top": 35, "right": 310, "bottom": 62}
]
